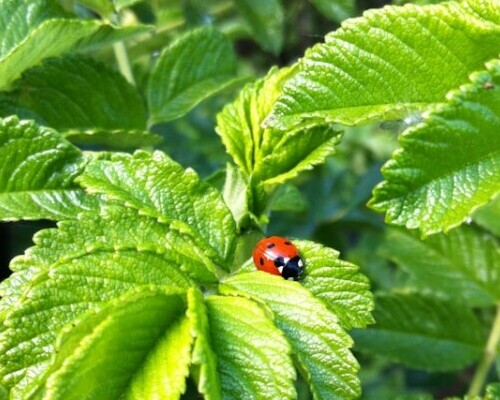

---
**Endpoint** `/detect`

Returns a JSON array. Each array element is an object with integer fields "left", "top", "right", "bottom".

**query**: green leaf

[
  {"left": 473, "top": 196, "right": 500, "bottom": 237},
  {"left": 78, "top": 151, "right": 236, "bottom": 265},
  {"left": 187, "top": 289, "right": 222, "bottom": 400},
  {"left": 233, "top": 0, "right": 284, "bottom": 55},
  {"left": 0, "top": 116, "right": 96, "bottom": 221},
  {"left": 148, "top": 26, "right": 237, "bottom": 124},
  {"left": 125, "top": 293, "right": 194, "bottom": 400},
  {"left": 379, "top": 225, "right": 500, "bottom": 307},
  {"left": 370, "top": 59, "right": 500, "bottom": 235},
  {"left": 309, "top": 0, "right": 355, "bottom": 23},
  {"left": 0, "top": 56, "right": 160, "bottom": 148},
  {"left": 114, "top": 0, "right": 145, "bottom": 11},
  {"left": 255, "top": 125, "right": 342, "bottom": 188},
  {"left": 352, "top": 292, "right": 485, "bottom": 371},
  {"left": 222, "top": 163, "right": 251, "bottom": 229},
  {"left": 296, "top": 240, "right": 374, "bottom": 330},
  {"left": 0, "top": 205, "right": 198, "bottom": 397},
  {"left": 216, "top": 67, "right": 292, "bottom": 176},
  {"left": 0, "top": 0, "right": 138, "bottom": 90},
  {"left": 78, "top": 0, "right": 115, "bottom": 16},
  {"left": 206, "top": 295, "right": 296, "bottom": 400},
  {"left": 271, "top": 184, "right": 308, "bottom": 212},
  {"left": 221, "top": 272, "right": 361, "bottom": 400},
  {"left": 217, "top": 67, "right": 340, "bottom": 189},
  {"left": 42, "top": 288, "right": 188, "bottom": 400},
  {"left": 486, "top": 383, "right": 500, "bottom": 400},
  {"left": 265, "top": 0, "right": 500, "bottom": 130}
]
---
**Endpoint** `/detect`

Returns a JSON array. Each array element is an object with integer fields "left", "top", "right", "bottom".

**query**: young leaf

[
  {"left": 309, "top": 0, "right": 355, "bottom": 23},
  {"left": 379, "top": 226, "right": 500, "bottom": 307},
  {"left": 206, "top": 295, "right": 296, "bottom": 400},
  {"left": 370, "top": 59, "right": 500, "bottom": 235},
  {"left": 0, "top": 0, "right": 139, "bottom": 90},
  {"left": 352, "top": 292, "right": 485, "bottom": 371},
  {"left": 295, "top": 240, "right": 374, "bottom": 330},
  {"left": 187, "top": 289, "right": 222, "bottom": 400},
  {"left": 0, "top": 116, "right": 96, "bottom": 221},
  {"left": 148, "top": 26, "right": 238, "bottom": 124},
  {"left": 0, "top": 56, "right": 160, "bottom": 148},
  {"left": 255, "top": 125, "right": 342, "bottom": 188},
  {"left": 233, "top": 0, "right": 284, "bottom": 55},
  {"left": 221, "top": 272, "right": 361, "bottom": 400},
  {"left": 78, "top": 151, "right": 236, "bottom": 265},
  {"left": 42, "top": 288, "right": 188, "bottom": 400},
  {"left": 265, "top": 0, "right": 500, "bottom": 130},
  {"left": 216, "top": 67, "right": 340, "bottom": 188},
  {"left": 0, "top": 205, "right": 200, "bottom": 397},
  {"left": 473, "top": 196, "right": 500, "bottom": 237}
]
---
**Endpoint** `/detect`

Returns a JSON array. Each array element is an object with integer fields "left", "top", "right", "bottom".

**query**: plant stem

[
  {"left": 113, "top": 41, "right": 135, "bottom": 85},
  {"left": 106, "top": 14, "right": 136, "bottom": 85},
  {"left": 468, "top": 303, "right": 500, "bottom": 397}
]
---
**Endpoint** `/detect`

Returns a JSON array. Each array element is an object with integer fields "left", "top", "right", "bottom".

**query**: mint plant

[{"left": 0, "top": 0, "right": 499, "bottom": 399}]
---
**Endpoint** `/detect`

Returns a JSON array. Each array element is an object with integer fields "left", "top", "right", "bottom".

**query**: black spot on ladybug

[
  {"left": 284, "top": 241, "right": 292, "bottom": 245},
  {"left": 274, "top": 256, "right": 285, "bottom": 268},
  {"left": 259, "top": 257, "right": 264, "bottom": 266},
  {"left": 267, "top": 243, "right": 276, "bottom": 249}
]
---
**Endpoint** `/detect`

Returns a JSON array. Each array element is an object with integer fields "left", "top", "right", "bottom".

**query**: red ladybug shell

[{"left": 252, "top": 236, "right": 304, "bottom": 280}]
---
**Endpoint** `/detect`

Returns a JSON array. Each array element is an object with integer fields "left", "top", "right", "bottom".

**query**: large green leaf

[
  {"left": 370, "top": 59, "right": 500, "bottom": 235},
  {"left": 379, "top": 226, "right": 500, "bottom": 307},
  {"left": 233, "top": 0, "right": 284, "bottom": 55},
  {"left": 77, "top": 151, "right": 236, "bottom": 265},
  {"left": 148, "top": 26, "right": 238, "bottom": 124},
  {"left": 0, "top": 116, "right": 96, "bottom": 221},
  {"left": 0, "top": 0, "right": 141, "bottom": 90},
  {"left": 296, "top": 240, "right": 374, "bottom": 330},
  {"left": 42, "top": 288, "right": 188, "bottom": 400},
  {"left": 0, "top": 204, "right": 201, "bottom": 398},
  {"left": 221, "top": 272, "right": 360, "bottom": 400},
  {"left": 206, "top": 295, "right": 296, "bottom": 400},
  {"left": 352, "top": 292, "right": 485, "bottom": 371},
  {"left": 265, "top": 0, "right": 500, "bottom": 130},
  {"left": 0, "top": 56, "right": 160, "bottom": 148}
]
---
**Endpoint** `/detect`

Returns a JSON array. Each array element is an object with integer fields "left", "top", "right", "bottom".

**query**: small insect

[{"left": 253, "top": 236, "right": 304, "bottom": 281}]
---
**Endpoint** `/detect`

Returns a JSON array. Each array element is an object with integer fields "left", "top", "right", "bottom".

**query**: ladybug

[{"left": 253, "top": 236, "right": 304, "bottom": 280}]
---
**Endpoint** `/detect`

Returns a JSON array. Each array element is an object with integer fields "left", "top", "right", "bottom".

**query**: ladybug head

[{"left": 281, "top": 256, "right": 304, "bottom": 281}]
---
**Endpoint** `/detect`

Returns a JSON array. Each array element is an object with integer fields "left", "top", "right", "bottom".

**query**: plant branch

[{"left": 468, "top": 303, "right": 500, "bottom": 397}]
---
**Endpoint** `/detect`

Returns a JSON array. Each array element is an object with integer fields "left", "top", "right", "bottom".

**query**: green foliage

[
  {"left": 1, "top": 0, "right": 500, "bottom": 398},
  {"left": 0, "top": 56, "right": 160, "bottom": 148},
  {"left": 148, "top": 26, "right": 238, "bottom": 125},
  {"left": 206, "top": 295, "right": 296, "bottom": 400},
  {"left": 353, "top": 292, "right": 485, "bottom": 371},
  {"left": 221, "top": 272, "right": 361, "bottom": 400},
  {"left": 0, "top": 0, "right": 145, "bottom": 90},
  {"left": 0, "top": 117, "right": 370, "bottom": 399},
  {"left": 308, "top": 0, "right": 355, "bottom": 22},
  {"left": 232, "top": 0, "right": 284, "bottom": 55},
  {"left": 0, "top": 116, "right": 96, "bottom": 221},
  {"left": 266, "top": 0, "right": 500, "bottom": 129},
  {"left": 216, "top": 67, "right": 342, "bottom": 226},
  {"left": 474, "top": 197, "right": 500, "bottom": 237},
  {"left": 370, "top": 60, "right": 500, "bottom": 235},
  {"left": 379, "top": 226, "right": 500, "bottom": 306}
]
